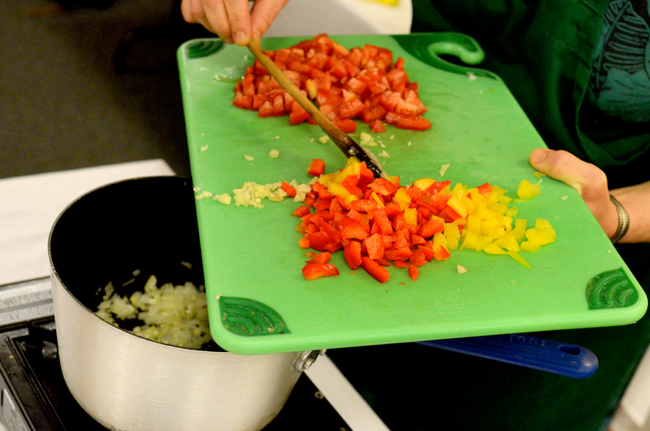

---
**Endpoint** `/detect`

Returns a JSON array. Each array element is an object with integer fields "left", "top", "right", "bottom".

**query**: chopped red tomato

[
  {"left": 333, "top": 119, "right": 357, "bottom": 133},
  {"left": 384, "top": 112, "right": 432, "bottom": 130},
  {"left": 369, "top": 119, "right": 385, "bottom": 133},
  {"left": 232, "top": 34, "right": 431, "bottom": 131}
]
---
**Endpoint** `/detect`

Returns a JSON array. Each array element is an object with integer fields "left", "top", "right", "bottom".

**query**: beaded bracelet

[{"left": 609, "top": 195, "right": 629, "bottom": 243}]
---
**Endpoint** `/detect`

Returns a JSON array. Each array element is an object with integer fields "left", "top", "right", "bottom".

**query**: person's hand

[
  {"left": 180, "top": 0, "right": 290, "bottom": 45},
  {"left": 529, "top": 148, "right": 620, "bottom": 239}
]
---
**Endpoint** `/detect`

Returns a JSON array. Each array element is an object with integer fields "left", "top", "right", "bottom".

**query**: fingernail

[
  {"left": 531, "top": 149, "right": 548, "bottom": 165},
  {"left": 253, "top": 30, "right": 262, "bottom": 42},
  {"left": 234, "top": 31, "right": 248, "bottom": 45}
]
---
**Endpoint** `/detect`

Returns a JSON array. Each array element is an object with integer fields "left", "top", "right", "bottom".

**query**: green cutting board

[{"left": 177, "top": 33, "right": 646, "bottom": 355}]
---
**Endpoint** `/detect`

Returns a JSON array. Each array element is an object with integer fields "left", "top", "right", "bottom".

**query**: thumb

[{"left": 529, "top": 149, "right": 608, "bottom": 199}]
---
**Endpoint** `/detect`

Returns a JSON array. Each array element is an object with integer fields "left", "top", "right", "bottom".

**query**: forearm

[{"left": 610, "top": 181, "right": 650, "bottom": 243}]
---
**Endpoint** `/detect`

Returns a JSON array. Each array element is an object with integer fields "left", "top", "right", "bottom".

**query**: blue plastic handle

[{"left": 418, "top": 334, "right": 598, "bottom": 379}]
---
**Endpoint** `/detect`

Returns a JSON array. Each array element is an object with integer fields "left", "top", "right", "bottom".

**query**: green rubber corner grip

[
  {"left": 185, "top": 39, "right": 224, "bottom": 59},
  {"left": 393, "top": 32, "right": 496, "bottom": 78},
  {"left": 219, "top": 296, "right": 290, "bottom": 336},
  {"left": 586, "top": 268, "right": 639, "bottom": 310}
]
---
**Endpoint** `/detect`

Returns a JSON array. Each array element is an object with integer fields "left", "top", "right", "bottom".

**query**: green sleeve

[{"left": 411, "top": 0, "right": 650, "bottom": 187}]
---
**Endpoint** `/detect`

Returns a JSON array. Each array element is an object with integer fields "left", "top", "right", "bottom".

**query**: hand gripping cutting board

[{"left": 177, "top": 33, "right": 646, "bottom": 355}]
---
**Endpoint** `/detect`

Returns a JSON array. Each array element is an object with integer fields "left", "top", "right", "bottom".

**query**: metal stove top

[{"left": 0, "top": 278, "right": 350, "bottom": 431}]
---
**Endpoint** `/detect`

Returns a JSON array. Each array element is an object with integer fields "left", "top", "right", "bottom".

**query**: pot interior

[{"left": 49, "top": 176, "right": 216, "bottom": 344}]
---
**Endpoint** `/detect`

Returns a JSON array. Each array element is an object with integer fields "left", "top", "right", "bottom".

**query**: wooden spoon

[{"left": 247, "top": 39, "right": 386, "bottom": 178}]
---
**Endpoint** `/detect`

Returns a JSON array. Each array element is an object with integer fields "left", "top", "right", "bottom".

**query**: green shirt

[{"left": 412, "top": 0, "right": 650, "bottom": 188}]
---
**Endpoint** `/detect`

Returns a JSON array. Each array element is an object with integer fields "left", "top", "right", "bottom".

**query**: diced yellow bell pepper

[
  {"left": 461, "top": 196, "right": 478, "bottom": 215},
  {"left": 305, "top": 79, "right": 317, "bottom": 99},
  {"left": 481, "top": 218, "right": 502, "bottom": 237},
  {"left": 317, "top": 173, "right": 336, "bottom": 186},
  {"left": 487, "top": 202, "right": 509, "bottom": 215},
  {"left": 328, "top": 182, "right": 351, "bottom": 199},
  {"left": 473, "top": 205, "right": 499, "bottom": 221},
  {"left": 483, "top": 243, "right": 506, "bottom": 255},
  {"left": 446, "top": 195, "right": 468, "bottom": 218},
  {"left": 404, "top": 207, "right": 418, "bottom": 225},
  {"left": 512, "top": 219, "right": 527, "bottom": 243},
  {"left": 461, "top": 231, "right": 479, "bottom": 250},
  {"left": 444, "top": 223, "right": 460, "bottom": 239},
  {"left": 444, "top": 223, "right": 460, "bottom": 250},
  {"left": 525, "top": 218, "right": 556, "bottom": 245},
  {"left": 476, "top": 235, "right": 494, "bottom": 252},
  {"left": 507, "top": 251, "right": 532, "bottom": 268},
  {"left": 413, "top": 178, "right": 436, "bottom": 191},
  {"left": 520, "top": 241, "right": 541, "bottom": 252},
  {"left": 451, "top": 183, "right": 466, "bottom": 199},
  {"left": 497, "top": 194, "right": 512, "bottom": 204},
  {"left": 505, "top": 206, "right": 518, "bottom": 218},
  {"left": 333, "top": 160, "right": 361, "bottom": 183},
  {"left": 467, "top": 214, "right": 482, "bottom": 235},
  {"left": 500, "top": 216, "right": 513, "bottom": 232},
  {"left": 444, "top": 223, "right": 461, "bottom": 239},
  {"left": 446, "top": 235, "right": 459, "bottom": 251},
  {"left": 345, "top": 195, "right": 359, "bottom": 206},
  {"left": 517, "top": 180, "right": 542, "bottom": 199},
  {"left": 433, "top": 232, "right": 447, "bottom": 248},
  {"left": 371, "top": 191, "right": 385, "bottom": 208},
  {"left": 393, "top": 188, "right": 411, "bottom": 211},
  {"left": 494, "top": 231, "right": 520, "bottom": 252},
  {"left": 534, "top": 218, "right": 556, "bottom": 237}
]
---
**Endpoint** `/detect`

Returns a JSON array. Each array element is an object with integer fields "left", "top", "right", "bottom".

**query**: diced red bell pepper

[
  {"left": 418, "top": 245, "right": 435, "bottom": 262},
  {"left": 307, "top": 252, "right": 332, "bottom": 264},
  {"left": 302, "top": 263, "right": 340, "bottom": 280},
  {"left": 308, "top": 158, "right": 326, "bottom": 176},
  {"left": 383, "top": 247, "right": 412, "bottom": 261},
  {"left": 408, "top": 265, "right": 420, "bottom": 281},
  {"left": 281, "top": 181, "right": 297, "bottom": 197},
  {"left": 420, "top": 218, "right": 444, "bottom": 238},
  {"left": 439, "top": 206, "right": 464, "bottom": 223},
  {"left": 333, "top": 217, "right": 369, "bottom": 240},
  {"left": 433, "top": 245, "right": 451, "bottom": 261},
  {"left": 360, "top": 257, "right": 390, "bottom": 283},
  {"left": 477, "top": 182, "right": 493, "bottom": 196},
  {"left": 292, "top": 205, "right": 311, "bottom": 217},
  {"left": 343, "top": 240, "right": 363, "bottom": 270},
  {"left": 368, "top": 178, "right": 398, "bottom": 196},
  {"left": 364, "top": 233, "right": 385, "bottom": 260},
  {"left": 298, "top": 237, "right": 311, "bottom": 249},
  {"left": 410, "top": 249, "right": 427, "bottom": 267},
  {"left": 370, "top": 208, "right": 393, "bottom": 235}
]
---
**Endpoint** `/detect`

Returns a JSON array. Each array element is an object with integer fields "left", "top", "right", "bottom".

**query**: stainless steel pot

[{"left": 48, "top": 176, "right": 309, "bottom": 431}]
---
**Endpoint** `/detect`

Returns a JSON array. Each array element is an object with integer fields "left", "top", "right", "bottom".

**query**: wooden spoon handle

[{"left": 247, "top": 39, "right": 386, "bottom": 178}]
